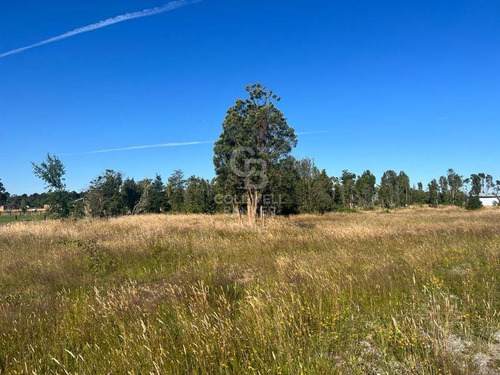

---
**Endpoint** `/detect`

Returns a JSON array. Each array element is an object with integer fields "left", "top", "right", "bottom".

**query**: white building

[{"left": 479, "top": 194, "right": 499, "bottom": 207}]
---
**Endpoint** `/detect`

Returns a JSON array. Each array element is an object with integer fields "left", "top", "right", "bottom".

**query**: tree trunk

[
  {"left": 246, "top": 189, "right": 259, "bottom": 225},
  {"left": 234, "top": 198, "right": 243, "bottom": 225}
]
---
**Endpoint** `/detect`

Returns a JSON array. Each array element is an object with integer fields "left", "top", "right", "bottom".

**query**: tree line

[
  {"left": 217, "top": 162, "right": 498, "bottom": 214},
  {"left": 2, "top": 159, "right": 497, "bottom": 218},
  {"left": 1, "top": 84, "right": 498, "bottom": 219}
]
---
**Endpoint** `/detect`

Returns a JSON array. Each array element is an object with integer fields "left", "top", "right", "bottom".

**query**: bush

[{"left": 466, "top": 195, "right": 483, "bottom": 210}]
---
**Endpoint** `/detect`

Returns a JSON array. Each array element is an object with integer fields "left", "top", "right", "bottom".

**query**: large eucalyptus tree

[{"left": 214, "top": 84, "right": 296, "bottom": 223}]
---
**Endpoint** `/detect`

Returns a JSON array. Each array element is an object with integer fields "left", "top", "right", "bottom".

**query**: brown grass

[{"left": 0, "top": 207, "right": 499, "bottom": 374}]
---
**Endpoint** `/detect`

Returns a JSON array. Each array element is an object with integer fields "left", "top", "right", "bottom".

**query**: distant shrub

[
  {"left": 466, "top": 195, "right": 483, "bottom": 210},
  {"left": 333, "top": 207, "right": 357, "bottom": 213}
]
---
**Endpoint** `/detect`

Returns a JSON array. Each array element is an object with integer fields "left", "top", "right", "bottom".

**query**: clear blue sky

[{"left": 1, "top": 0, "right": 499, "bottom": 194}]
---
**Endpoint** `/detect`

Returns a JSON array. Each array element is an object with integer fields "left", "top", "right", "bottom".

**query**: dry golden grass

[{"left": 0, "top": 207, "right": 499, "bottom": 374}]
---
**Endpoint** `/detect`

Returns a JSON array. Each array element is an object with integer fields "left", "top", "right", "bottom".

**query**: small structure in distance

[{"left": 479, "top": 194, "right": 499, "bottom": 206}]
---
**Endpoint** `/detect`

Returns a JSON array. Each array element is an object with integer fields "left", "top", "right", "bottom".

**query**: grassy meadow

[
  {"left": 0, "top": 214, "right": 45, "bottom": 225},
  {"left": 0, "top": 208, "right": 499, "bottom": 374}
]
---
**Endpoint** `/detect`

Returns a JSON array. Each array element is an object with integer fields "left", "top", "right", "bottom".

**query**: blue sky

[{"left": 1, "top": 0, "right": 499, "bottom": 194}]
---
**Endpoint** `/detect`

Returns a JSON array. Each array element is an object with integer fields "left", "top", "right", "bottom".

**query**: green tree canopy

[
  {"left": 356, "top": 170, "right": 376, "bottom": 209},
  {"left": 214, "top": 83, "right": 297, "bottom": 223},
  {"left": 32, "top": 154, "right": 70, "bottom": 217},
  {"left": 311, "top": 170, "right": 334, "bottom": 214},
  {"left": 469, "top": 174, "right": 481, "bottom": 196},
  {"left": 122, "top": 178, "right": 142, "bottom": 214},
  {"left": 148, "top": 174, "right": 168, "bottom": 213},
  {"left": 184, "top": 176, "right": 216, "bottom": 214},
  {"left": 340, "top": 170, "right": 357, "bottom": 209},
  {"left": 86, "top": 170, "right": 125, "bottom": 217},
  {"left": 294, "top": 158, "right": 319, "bottom": 213},
  {"left": 447, "top": 169, "right": 463, "bottom": 205},
  {"left": 428, "top": 179, "right": 439, "bottom": 207},
  {"left": 379, "top": 170, "right": 398, "bottom": 208},
  {"left": 269, "top": 157, "right": 301, "bottom": 215},
  {"left": 167, "top": 170, "right": 185, "bottom": 213},
  {"left": 397, "top": 171, "right": 411, "bottom": 207},
  {"left": 0, "top": 179, "right": 9, "bottom": 206},
  {"left": 32, "top": 154, "right": 66, "bottom": 192}
]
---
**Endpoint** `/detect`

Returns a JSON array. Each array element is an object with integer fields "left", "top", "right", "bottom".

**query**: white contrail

[
  {"left": 61, "top": 140, "right": 213, "bottom": 155},
  {"left": 60, "top": 131, "right": 328, "bottom": 156},
  {"left": 296, "top": 130, "right": 330, "bottom": 135},
  {"left": 0, "top": 0, "right": 200, "bottom": 58},
  {"left": 84, "top": 140, "right": 213, "bottom": 154}
]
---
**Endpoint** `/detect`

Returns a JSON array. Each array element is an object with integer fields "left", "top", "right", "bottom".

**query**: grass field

[
  {"left": 0, "top": 208, "right": 499, "bottom": 374},
  {"left": 0, "top": 214, "right": 45, "bottom": 225}
]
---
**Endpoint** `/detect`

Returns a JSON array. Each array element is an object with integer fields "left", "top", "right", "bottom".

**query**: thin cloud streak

[
  {"left": 0, "top": 0, "right": 200, "bottom": 58},
  {"left": 296, "top": 130, "right": 330, "bottom": 135},
  {"left": 61, "top": 131, "right": 328, "bottom": 156},
  {"left": 62, "top": 140, "right": 213, "bottom": 156}
]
